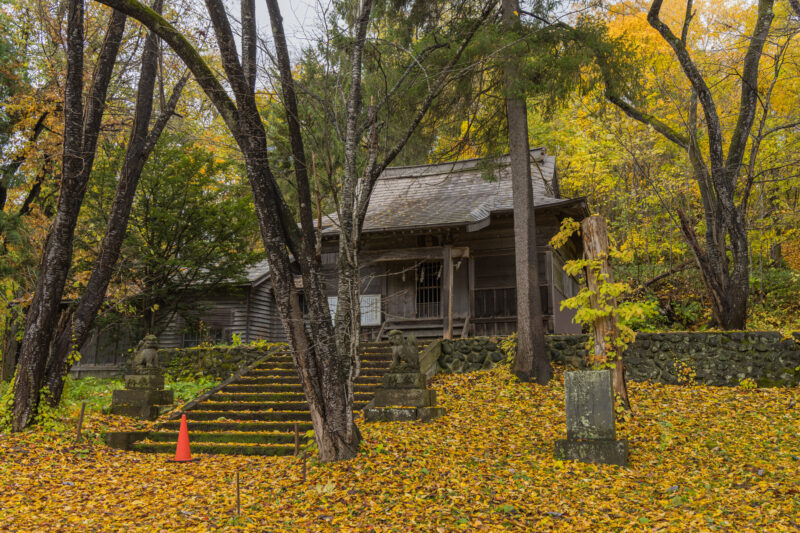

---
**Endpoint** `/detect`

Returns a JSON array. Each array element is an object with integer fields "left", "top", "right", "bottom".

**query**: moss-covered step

[
  {"left": 131, "top": 442, "right": 295, "bottom": 456},
  {"left": 198, "top": 401, "right": 312, "bottom": 412},
  {"left": 221, "top": 383, "right": 382, "bottom": 394},
  {"left": 183, "top": 410, "right": 313, "bottom": 421},
  {"left": 146, "top": 431, "right": 296, "bottom": 445},
  {"left": 156, "top": 420, "right": 313, "bottom": 433},
  {"left": 210, "top": 392, "right": 375, "bottom": 403}
]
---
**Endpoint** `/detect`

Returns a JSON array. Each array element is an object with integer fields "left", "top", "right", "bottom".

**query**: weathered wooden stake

[
  {"left": 293, "top": 422, "right": 299, "bottom": 456},
  {"left": 235, "top": 471, "right": 240, "bottom": 517},
  {"left": 75, "top": 402, "right": 86, "bottom": 442},
  {"left": 301, "top": 453, "right": 306, "bottom": 483}
]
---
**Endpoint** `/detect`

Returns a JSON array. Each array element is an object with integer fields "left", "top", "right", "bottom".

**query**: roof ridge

[{"left": 379, "top": 147, "right": 547, "bottom": 180}]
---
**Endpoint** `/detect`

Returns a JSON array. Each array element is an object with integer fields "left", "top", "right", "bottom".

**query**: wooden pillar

[
  {"left": 466, "top": 254, "right": 475, "bottom": 337},
  {"left": 581, "top": 215, "right": 630, "bottom": 409},
  {"left": 442, "top": 246, "right": 453, "bottom": 339}
]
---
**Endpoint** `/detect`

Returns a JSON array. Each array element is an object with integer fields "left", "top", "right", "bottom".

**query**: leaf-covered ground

[{"left": 1, "top": 364, "right": 799, "bottom": 531}]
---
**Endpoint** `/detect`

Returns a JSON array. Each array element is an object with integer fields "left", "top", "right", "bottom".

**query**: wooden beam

[
  {"left": 362, "top": 246, "right": 469, "bottom": 264},
  {"left": 468, "top": 255, "right": 475, "bottom": 335},
  {"left": 442, "top": 246, "right": 453, "bottom": 339}
]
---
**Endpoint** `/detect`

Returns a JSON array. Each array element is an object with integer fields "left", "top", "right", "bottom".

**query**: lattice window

[{"left": 416, "top": 261, "right": 442, "bottom": 318}]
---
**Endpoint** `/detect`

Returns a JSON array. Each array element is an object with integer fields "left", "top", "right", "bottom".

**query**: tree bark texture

[
  {"left": 502, "top": 0, "right": 552, "bottom": 384},
  {"left": 581, "top": 215, "right": 630, "bottom": 410},
  {"left": 10, "top": 2, "right": 126, "bottom": 431},
  {"left": 44, "top": 0, "right": 186, "bottom": 406}
]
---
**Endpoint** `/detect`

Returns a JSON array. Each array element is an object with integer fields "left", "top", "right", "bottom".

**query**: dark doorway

[{"left": 416, "top": 261, "right": 442, "bottom": 318}]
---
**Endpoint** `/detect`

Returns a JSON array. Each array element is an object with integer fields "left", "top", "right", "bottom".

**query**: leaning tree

[{"left": 10, "top": 2, "right": 127, "bottom": 431}]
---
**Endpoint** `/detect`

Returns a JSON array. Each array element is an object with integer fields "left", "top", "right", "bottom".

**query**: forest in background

[{"left": 0, "top": 0, "right": 798, "bottom": 348}]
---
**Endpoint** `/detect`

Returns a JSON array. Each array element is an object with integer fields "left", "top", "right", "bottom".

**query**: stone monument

[
  {"left": 110, "top": 335, "right": 174, "bottom": 420},
  {"left": 364, "top": 330, "right": 445, "bottom": 422},
  {"left": 554, "top": 369, "right": 628, "bottom": 466}
]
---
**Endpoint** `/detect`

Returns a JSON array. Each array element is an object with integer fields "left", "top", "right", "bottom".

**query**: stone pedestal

[
  {"left": 111, "top": 370, "right": 174, "bottom": 420},
  {"left": 364, "top": 372, "right": 445, "bottom": 423},
  {"left": 554, "top": 370, "right": 628, "bottom": 466}
]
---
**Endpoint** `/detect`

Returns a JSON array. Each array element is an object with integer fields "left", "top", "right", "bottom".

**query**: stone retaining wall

[
  {"left": 427, "top": 332, "right": 800, "bottom": 387},
  {"left": 546, "top": 332, "right": 800, "bottom": 387},
  {"left": 158, "top": 344, "right": 280, "bottom": 380},
  {"left": 426, "top": 338, "right": 507, "bottom": 374}
]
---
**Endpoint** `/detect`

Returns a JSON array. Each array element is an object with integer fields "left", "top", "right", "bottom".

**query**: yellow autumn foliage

[{"left": 1, "top": 364, "right": 799, "bottom": 531}]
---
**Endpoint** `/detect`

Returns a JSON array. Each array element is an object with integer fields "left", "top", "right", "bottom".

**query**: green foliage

[
  {"left": 0, "top": 374, "right": 14, "bottom": 432},
  {"left": 165, "top": 375, "right": 218, "bottom": 405},
  {"left": 62, "top": 376, "right": 121, "bottom": 413},
  {"left": 0, "top": 0, "right": 24, "bottom": 150},
  {"left": 749, "top": 268, "right": 800, "bottom": 333},
  {"left": 498, "top": 332, "right": 517, "bottom": 359},
  {"left": 551, "top": 217, "right": 657, "bottom": 366},
  {"left": 231, "top": 332, "right": 243, "bottom": 347},
  {"left": 74, "top": 131, "right": 261, "bottom": 336},
  {"left": 738, "top": 377, "right": 758, "bottom": 391}
]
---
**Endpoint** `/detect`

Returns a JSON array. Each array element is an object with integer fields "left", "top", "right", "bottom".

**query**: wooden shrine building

[{"left": 318, "top": 147, "right": 587, "bottom": 339}]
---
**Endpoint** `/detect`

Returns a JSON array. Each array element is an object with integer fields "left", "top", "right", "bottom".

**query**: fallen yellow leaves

[{"left": 1, "top": 363, "right": 799, "bottom": 531}]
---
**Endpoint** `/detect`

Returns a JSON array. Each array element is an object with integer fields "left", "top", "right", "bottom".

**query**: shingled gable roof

[{"left": 321, "top": 147, "right": 585, "bottom": 235}]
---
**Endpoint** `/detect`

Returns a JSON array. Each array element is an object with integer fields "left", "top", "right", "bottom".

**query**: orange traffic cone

[{"left": 170, "top": 414, "right": 199, "bottom": 462}]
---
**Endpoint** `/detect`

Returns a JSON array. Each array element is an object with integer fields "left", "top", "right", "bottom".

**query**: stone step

[
  {"left": 247, "top": 368, "right": 387, "bottom": 378},
  {"left": 221, "top": 383, "right": 381, "bottom": 394},
  {"left": 252, "top": 360, "right": 392, "bottom": 371},
  {"left": 146, "top": 431, "right": 295, "bottom": 445},
  {"left": 185, "top": 410, "right": 313, "bottom": 422},
  {"left": 197, "top": 400, "right": 368, "bottom": 412},
  {"left": 237, "top": 376, "right": 381, "bottom": 385},
  {"left": 156, "top": 420, "right": 313, "bottom": 433},
  {"left": 210, "top": 392, "right": 374, "bottom": 403},
  {"left": 132, "top": 442, "right": 295, "bottom": 456},
  {"left": 117, "top": 342, "right": 406, "bottom": 456},
  {"left": 199, "top": 401, "right": 311, "bottom": 412}
]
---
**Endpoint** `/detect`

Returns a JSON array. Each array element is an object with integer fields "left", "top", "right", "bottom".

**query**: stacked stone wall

[
  {"left": 157, "top": 345, "right": 279, "bottom": 380},
  {"left": 430, "top": 332, "right": 800, "bottom": 387},
  {"left": 432, "top": 338, "right": 507, "bottom": 373}
]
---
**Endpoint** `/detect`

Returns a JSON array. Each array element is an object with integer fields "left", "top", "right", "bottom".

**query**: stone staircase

[{"left": 129, "top": 342, "right": 395, "bottom": 456}]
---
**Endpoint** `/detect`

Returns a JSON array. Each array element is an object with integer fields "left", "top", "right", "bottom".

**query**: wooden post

[
  {"left": 467, "top": 255, "right": 475, "bottom": 337},
  {"left": 75, "top": 402, "right": 86, "bottom": 442},
  {"left": 442, "top": 247, "right": 453, "bottom": 339},
  {"left": 235, "top": 471, "right": 240, "bottom": 517},
  {"left": 580, "top": 215, "right": 630, "bottom": 409},
  {"left": 294, "top": 422, "right": 299, "bottom": 456}
]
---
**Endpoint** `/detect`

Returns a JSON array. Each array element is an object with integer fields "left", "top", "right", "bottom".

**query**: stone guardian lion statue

[
  {"left": 132, "top": 334, "right": 160, "bottom": 373},
  {"left": 388, "top": 330, "right": 419, "bottom": 372}
]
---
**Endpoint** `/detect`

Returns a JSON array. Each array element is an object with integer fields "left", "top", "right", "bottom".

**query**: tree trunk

[
  {"left": 581, "top": 215, "right": 630, "bottom": 410},
  {"left": 11, "top": 3, "right": 126, "bottom": 431},
  {"left": 44, "top": 2, "right": 185, "bottom": 407},
  {"left": 502, "top": 0, "right": 552, "bottom": 385},
  {"left": 1, "top": 308, "right": 20, "bottom": 382}
]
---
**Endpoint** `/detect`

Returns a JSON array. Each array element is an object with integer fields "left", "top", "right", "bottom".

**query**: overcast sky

[{"left": 258, "top": 0, "right": 323, "bottom": 53}]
